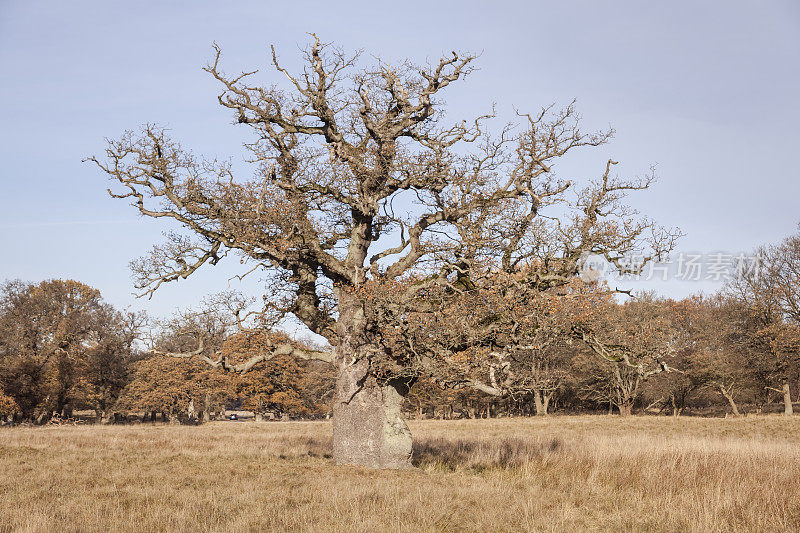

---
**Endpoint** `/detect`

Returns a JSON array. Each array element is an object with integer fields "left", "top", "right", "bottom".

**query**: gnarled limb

[{"left": 154, "top": 337, "right": 333, "bottom": 373}]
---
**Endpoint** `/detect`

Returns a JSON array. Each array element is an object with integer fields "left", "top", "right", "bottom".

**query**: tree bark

[
  {"left": 719, "top": 386, "right": 741, "bottom": 417},
  {"left": 330, "top": 295, "right": 412, "bottom": 469},
  {"left": 533, "top": 389, "right": 551, "bottom": 416},
  {"left": 783, "top": 382, "right": 793, "bottom": 416},
  {"left": 670, "top": 394, "right": 682, "bottom": 417},
  {"left": 617, "top": 390, "right": 632, "bottom": 416},
  {"left": 332, "top": 359, "right": 412, "bottom": 469}
]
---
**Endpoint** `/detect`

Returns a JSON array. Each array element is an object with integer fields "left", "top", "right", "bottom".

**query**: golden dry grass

[{"left": 2, "top": 415, "right": 800, "bottom": 532}]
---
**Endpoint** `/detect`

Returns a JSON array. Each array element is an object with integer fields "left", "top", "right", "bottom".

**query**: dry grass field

[{"left": 2, "top": 416, "right": 800, "bottom": 532}]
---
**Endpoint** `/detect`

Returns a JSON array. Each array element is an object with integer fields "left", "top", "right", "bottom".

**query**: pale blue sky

[{"left": 1, "top": 1, "right": 798, "bottom": 319}]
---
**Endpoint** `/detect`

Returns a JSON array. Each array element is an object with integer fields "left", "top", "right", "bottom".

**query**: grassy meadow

[{"left": 1, "top": 415, "right": 800, "bottom": 532}]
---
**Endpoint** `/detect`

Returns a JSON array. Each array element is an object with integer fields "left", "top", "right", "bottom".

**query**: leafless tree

[{"left": 88, "top": 36, "right": 677, "bottom": 468}]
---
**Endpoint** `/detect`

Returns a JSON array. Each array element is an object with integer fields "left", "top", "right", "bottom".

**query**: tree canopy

[{"left": 88, "top": 36, "right": 680, "bottom": 467}]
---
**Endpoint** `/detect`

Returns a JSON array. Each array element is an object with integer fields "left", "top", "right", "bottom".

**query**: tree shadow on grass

[
  {"left": 271, "top": 434, "right": 565, "bottom": 471},
  {"left": 412, "top": 437, "right": 564, "bottom": 472}
]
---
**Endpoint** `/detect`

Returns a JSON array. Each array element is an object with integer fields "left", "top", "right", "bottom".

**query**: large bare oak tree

[{"left": 89, "top": 36, "right": 676, "bottom": 468}]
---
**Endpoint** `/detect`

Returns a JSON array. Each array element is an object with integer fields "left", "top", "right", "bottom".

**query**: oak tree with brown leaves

[
  {"left": 0, "top": 388, "right": 17, "bottom": 421},
  {"left": 0, "top": 280, "right": 138, "bottom": 422},
  {"left": 89, "top": 37, "right": 677, "bottom": 468}
]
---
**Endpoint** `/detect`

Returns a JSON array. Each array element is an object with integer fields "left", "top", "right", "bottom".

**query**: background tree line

[
  {"left": 1, "top": 225, "right": 797, "bottom": 424},
  {"left": 0, "top": 281, "right": 333, "bottom": 424}
]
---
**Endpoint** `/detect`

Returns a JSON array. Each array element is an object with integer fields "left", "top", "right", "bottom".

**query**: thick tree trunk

[
  {"left": 617, "top": 393, "right": 632, "bottom": 416},
  {"left": 332, "top": 364, "right": 412, "bottom": 469},
  {"left": 533, "top": 389, "right": 550, "bottom": 416},
  {"left": 783, "top": 382, "right": 793, "bottom": 416},
  {"left": 331, "top": 294, "right": 412, "bottom": 469}
]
